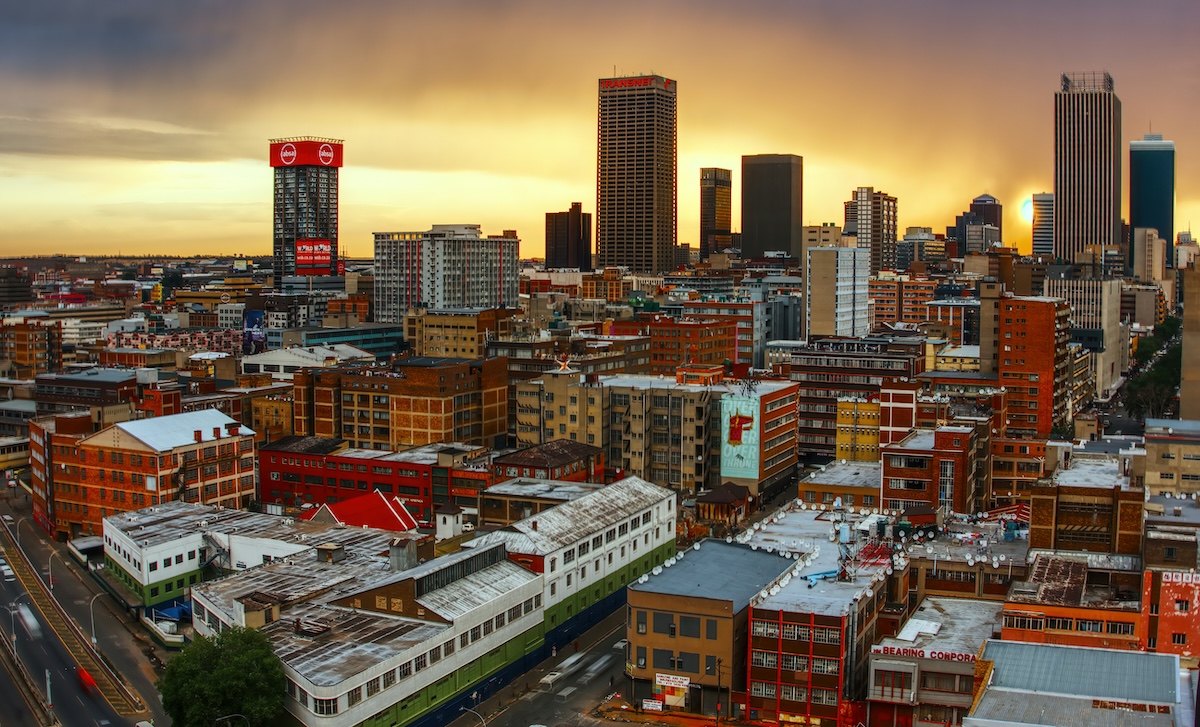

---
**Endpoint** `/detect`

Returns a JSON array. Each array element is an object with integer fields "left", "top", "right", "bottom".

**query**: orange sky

[{"left": 1, "top": 1, "right": 1197, "bottom": 259}]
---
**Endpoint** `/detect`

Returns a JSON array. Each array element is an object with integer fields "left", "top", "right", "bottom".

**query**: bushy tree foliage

[{"left": 159, "top": 626, "right": 285, "bottom": 727}]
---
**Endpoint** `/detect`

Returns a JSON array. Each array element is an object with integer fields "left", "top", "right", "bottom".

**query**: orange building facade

[{"left": 31, "top": 409, "right": 256, "bottom": 539}]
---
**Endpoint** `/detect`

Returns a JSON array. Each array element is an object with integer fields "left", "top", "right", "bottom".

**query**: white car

[
  {"left": 462, "top": 522, "right": 476, "bottom": 532},
  {"left": 0, "top": 564, "right": 14, "bottom": 582}
]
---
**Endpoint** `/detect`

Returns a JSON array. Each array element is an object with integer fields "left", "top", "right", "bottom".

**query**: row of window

[
  {"left": 1002, "top": 614, "right": 1137, "bottom": 635},
  {"left": 751, "top": 650, "right": 839, "bottom": 675},
  {"left": 750, "top": 682, "right": 838, "bottom": 705},
  {"left": 294, "top": 594, "right": 542, "bottom": 716},
  {"left": 751, "top": 620, "right": 842, "bottom": 645}
]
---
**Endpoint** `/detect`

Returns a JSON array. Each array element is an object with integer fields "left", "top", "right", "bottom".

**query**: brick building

[
  {"left": 31, "top": 409, "right": 255, "bottom": 539},
  {"left": 610, "top": 315, "right": 736, "bottom": 376},
  {"left": 869, "top": 273, "right": 938, "bottom": 326},
  {"left": 292, "top": 357, "right": 508, "bottom": 450},
  {"left": 258, "top": 437, "right": 491, "bottom": 521},
  {"left": 881, "top": 426, "right": 978, "bottom": 515},
  {"left": 1027, "top": 455, "right": 1143, "bottom": 555},
  {"left": 513, "top": 364, "right": 799, "bottom": 497},
  {"left": 0, "top": 318, "right": 63, "bottom": 378},
  {"left": 768, "top": 337, "right": 930, "bottom": 459},
  {"left": 581, "top": 267, "right": 633, "bottom": 302},
  {"left": 403, "top": 307, "right": 518, "bottom": 359}
]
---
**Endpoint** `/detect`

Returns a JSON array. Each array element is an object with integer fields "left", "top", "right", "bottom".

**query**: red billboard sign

[
  {"left": 295, "top": 239, "right": 333, "bottom": 276},
  {"left": 269, "top": 140, "right": 344, "bottom": 168}
]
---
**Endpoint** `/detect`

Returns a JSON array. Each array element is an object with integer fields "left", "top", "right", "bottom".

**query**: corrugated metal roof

[
  {"left": 980, "top": 640, "right": 1178, "bottom": 704},
  {"left": 470, "top": 475, "right": 673, "bottom": 555},
  {"left": 113, "top": 409, "right": 253, "bottom": 452},
  {"left": 417, "top": 561, "right": 537, "bottom": 620}
]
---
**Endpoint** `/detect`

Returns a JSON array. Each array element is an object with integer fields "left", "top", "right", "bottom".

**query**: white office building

[{"left": 373, "top": 225, "right": 520, "bottom": 323}]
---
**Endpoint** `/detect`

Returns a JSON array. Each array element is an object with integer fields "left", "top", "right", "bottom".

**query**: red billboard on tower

[
  {"left": 269, "top": 139, "right": 344, "bottom": 168},
  {"left": 295, "top": 239, "right": 333, "bottom": 276}
]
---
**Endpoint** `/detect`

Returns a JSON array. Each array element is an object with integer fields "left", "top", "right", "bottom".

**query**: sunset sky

[{"left": 2, "top": 0, "right": 1199, "bottom": 259}]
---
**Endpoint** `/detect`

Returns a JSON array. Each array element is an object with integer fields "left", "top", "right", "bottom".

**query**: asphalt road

[
  {"left": 445, "top": 612, "right": 628, "bottom": 727},
  {"left": 0, "top": 643, "right": 39, "bottom": 727},
  {"left": 1, "top": 489, "right": 167, "bottom": 726},
  {"left": 0, "top": 558, "right": 127, "bottom": 727}
]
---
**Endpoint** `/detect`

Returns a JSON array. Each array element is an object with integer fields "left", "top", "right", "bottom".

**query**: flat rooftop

[
  {"left": 484, "top": 478, "right": 607, "bottom": 501},
  {"left": 628, "top": 539, "right": 794, "bottom": 613},
  {"left": 969, "top": 640, "right": 1183, "bottom": 727},
  {"left": 1145, "top": 495, "right": 1200, "bottom": 526},
  {"left": 1053, "top": 455, "right": 1130, "bottom": 490},
  {"left": 743, "top": 507, "right": 894, "bottom": 617},
  {"left": 1008, "top": 553, "right": 1140, "bottom": 610},
  {"left": 802, "top": 461, "right": 881, "bottom": 490},
  {"left": 875, "top": 597, "right": 1001, "bottom": 658}
]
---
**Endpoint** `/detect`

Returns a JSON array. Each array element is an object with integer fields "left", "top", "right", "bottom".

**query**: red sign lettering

[
  {"left": 600, "top": 77, "right": 659, "bottom": 90},
  {"left": 870, "top": 645, "right": 976, "bottom": 663}
]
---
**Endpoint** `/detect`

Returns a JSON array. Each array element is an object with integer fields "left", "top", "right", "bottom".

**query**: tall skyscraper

[
  {"left": 270, "top": 137, "right": 343, "bottom": 286},
  {"left": 545, "top": 202, "right": 592, "bottom": 270},
  {"left": 740, "top": 154, "right": 803, "bottom": 259},
  {"left": 1032, "top": 193, "right": 1054, "bottom": 257},
  {"left": 596, "top": 75, "right": 677, "bottom": 273},
  {"left": 846, "top": 187, "right": 897, "bottom": 274},
  {"left": 1054, "top": 72, "right": 1122, "bottom": 263},
  {"left": 699, "top": 168, "right": 732, "bottom": 260},
  {"left": 1130, "top": 133, "right": 1176, "bottom": 267},
  {"left": 969, "top": 193, "right": 1003, "bottom": 241}
]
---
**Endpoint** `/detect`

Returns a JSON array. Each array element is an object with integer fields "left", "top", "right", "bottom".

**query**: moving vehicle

[{"left": 17, "top": 603, "right": 41, "bottom": 639}]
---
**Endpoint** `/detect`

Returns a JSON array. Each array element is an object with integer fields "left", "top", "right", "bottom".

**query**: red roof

[{"left": 298, "top": 491, "right": 420, "bottom": 532}]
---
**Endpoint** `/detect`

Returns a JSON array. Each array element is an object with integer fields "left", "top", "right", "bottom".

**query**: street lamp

[
  {"left": 88, "top": 593, "right": 103, "bottom": 647},
  {"left": 214, "top": 714, "right": 250, "bottom": 727},
  {"left": 7, "top": 595, "right": 28, "bottom": 646},
  {"left": 47, "top": 550, "right": 66, "bottom": 591},
  {"left": 15, "top": 515, "right": 29, "bottom": 548},
  {"left": 459, "top": 706, "right": 486, "bottom": 727}
]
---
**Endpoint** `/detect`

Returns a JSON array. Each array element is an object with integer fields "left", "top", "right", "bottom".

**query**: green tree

[{"left": 159, "top": 626, "right": 285, "bottom": 727}]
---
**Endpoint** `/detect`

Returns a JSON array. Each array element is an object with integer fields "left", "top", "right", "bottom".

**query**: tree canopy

[
  {"left": 159, "top": 626, "right": 285, "bottom": 727},
  {"left": 1123, "top": 344, "right": 1181, "bottom": 420}
]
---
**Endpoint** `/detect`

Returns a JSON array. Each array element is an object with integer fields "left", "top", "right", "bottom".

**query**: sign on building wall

[{"left": 720, "top": 394, "right": 760, "bottom": 480}]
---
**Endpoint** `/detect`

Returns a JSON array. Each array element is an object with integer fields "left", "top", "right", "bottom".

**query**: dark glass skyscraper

[
  {"left": 970, "top": 193, "right": 1003, "bottom": 241},
  {"left": 740, "top": 154, "right": 803, "bottom": 259},
  {"left": 699, "top": 168, "right": 731, "bottom": 260},
  {"left": 545, "top": 202, "right": 593, "bottom": 270},
  {"left": 270, "top": 137, "right": 343, "bottom": 285},
  {"left": 1130, "top": 133, "right": 1176, "bottom": 266},
  {"left": 1054, "top": 72, "right": 1121, "bottom": 264},
  {"left": 596, "top": 75, "right": 677, "bottom": 273}
]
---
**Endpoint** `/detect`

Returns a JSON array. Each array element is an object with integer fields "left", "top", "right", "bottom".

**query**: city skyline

[{"left": 2, "top": 1, "right": 1198, "bottom": 258}]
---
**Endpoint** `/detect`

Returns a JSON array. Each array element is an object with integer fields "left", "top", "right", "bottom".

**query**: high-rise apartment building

[
  {"left": 270, "top": 137, "right": 343, "bottom": 284},
  {"left": 1054, "top": 72, "right": 1122, "bottom": 263},
  {"left": 970, "top": 193, "right": 1003, "bottom": 241},
  {"left": 699, "top": 168, "right": 732, "bottom": 260},
  {"left": 806, "top": 247, "right": 870, "bottom": 338},
  {"left": 740, "top": 154, "right": 803, "bottom": 259},
  {"left": 596, "top": 75, "right": 677, "bottom": 273},
  {"left": 373, "top": 225, "right": 520, "bottom": 323},
  {"left": 846, "top": 187, "right": 898, "bottom": 274},
  {"left": 1130, "top": 133, "right": 1176, "bottom": 267},
  {"left": 1032, "top": 192, "right": 1054, "bottom": 257},
  {"left": 1043, "top": 277, "right": 1126, "bottom": 401},
  {"left": 545, "top": 202, "right": 592, "bottom": 270}
]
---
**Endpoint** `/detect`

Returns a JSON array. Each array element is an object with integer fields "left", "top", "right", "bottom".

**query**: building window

[
  {"left": 750, "top": 682, "right": 777, "bottom": 698},
  {"left": 1173, "top": 633, "right": 1187, "bottom": 646},
  {"left": 1177, "top": 600, "right": 1190, "bottom": 613},
  {"left": 751, "top": 620, "right": 779, "bottom": 638},
  {"left": 1106, "top": 621, "right": 1135, "bottom": 635},
  {"left": 751, "top": 651, "right": 777, "bottom": 668},
  {"left": 811, "top": 688, "right": 838, "bottom": 706},
  {"left": 312, "top": 698, "right": 338, "bottom": 715}
]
